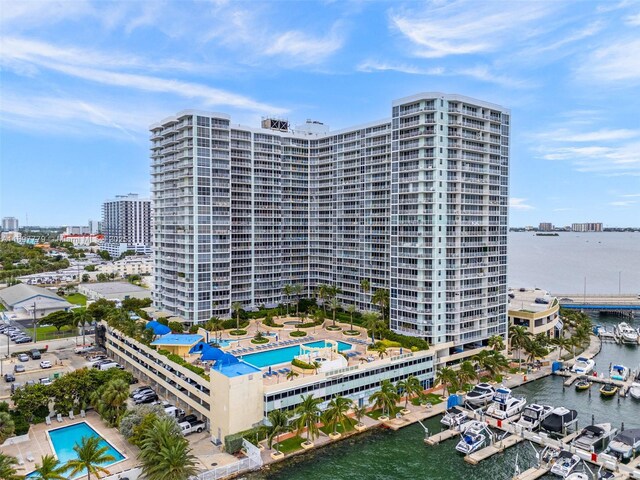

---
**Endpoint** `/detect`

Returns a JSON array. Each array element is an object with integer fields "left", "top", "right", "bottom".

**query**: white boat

[
  {"left": 629, "top": 382, "right": 640, "bottom": 400},
  {"left": 464, "top": 383, "right": 495, "bottom": 406},
  {"left": 541, "top": 407, "right": 579, "bottom": 435},
  {"left": 486, "top": 387, "right": 527, "bottom": 420},
  {"left": 566, "top": 473, "right": 590, "bottom": 480},
  {"left": 572, "top": 423, "right": 617, "bottom": 452},
  {"left": 571, "top": 357, "right": 595, "bottom": 375},
  {"left": 550, "top": 450, "right": 581, "bottom": 477},
  {"left": 616, "top": 323, "right": 638, "bottom": 344},
  {"left": 455, "top": 421, "right": 488, "bottom": 454},
  {"left": 515, "top": 404, "right": 553, "bottom": 431},
  {"left": 609, "top": 364, "right": 630, "bottom": 381},
  {"left": 606, "top": 428, "right": 640, "bottom": 459},
  {"left": 441, "top": 407, "right": 468, "bottom": 427}
]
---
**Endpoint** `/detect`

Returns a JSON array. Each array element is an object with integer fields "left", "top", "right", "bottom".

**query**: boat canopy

[{"left": 614, "top": 429, "right": 640, "bottom": 445}]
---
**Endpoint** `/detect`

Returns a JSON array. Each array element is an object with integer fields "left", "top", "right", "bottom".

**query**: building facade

[
  {"left": 508, "top": 288, "right": 560, "bottom": 339},
  {"left": 151, "top": 93, "right": 510, "bottom": 352},
  {"left": 571, "top": 223, "right": 602, "bottom": 232},
  {"left": 2, "top": 217, "right": 19, "bottom": 231},
  {"left": 102, "top": 194, "right": 152, "bottom": 257}
]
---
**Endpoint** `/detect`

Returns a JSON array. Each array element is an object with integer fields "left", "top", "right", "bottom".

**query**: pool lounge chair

[
  {"left": 56, "top": 413, "right": 63, "bottom": 423},
  {"left": 26, "top": 452, "right": 34, "bottom": 462},
  {"left": 45, "top": 415, "right": 51, "bottom": 425},
  {"left": 69, "top": 410, "right": 75, "bottom": 420},
  {"left": 80, "top": 410, "right": 86, "bottom": 418}
]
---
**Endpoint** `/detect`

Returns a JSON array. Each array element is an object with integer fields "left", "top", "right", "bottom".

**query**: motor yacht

[
  {"left": 572, "top": 423, "right": 616, "bottom": 452},
  {"left": 609, "top": 364, "right": 630, "bottom": 382},
  {"left": 606, "top": 428, "right": 640, "bottom": 460},
  {"left": 616, "top": 323, "right": 638, "bottom": 344},
  {"left": 599, "top": 384, "right": 618, "bottom": 397},
  {"left": 464, "top": 383, "right": 495, "bottom": 407},
  {"left": 486, "top": 387, "right": 527, "bottom": 420},
  {"left": 541, "top": 407, "right": 578, "bottom": 435},
  {"left": 441, "top": 407, "right": 468, "bottom": 427},
  {"left": 571, "top": 357, "right": 595, "bottom": 375},
  {"left": 566, "top": 473, "right": 590, "bottom": 480},
  {"left": 575, "top": 379, "right": 591, "bottom": 391},
  {"left": 628, "top": 382, "right": 640, "bottom": 400},
  {"left": 550, "top": 451, "right": 581, "bottom": 477},
  {"left": 515, "top": 404, "right": 553, "bottom": 431},
  {"left": 454, "top": 421, "right": 489, "bottom": 454}
]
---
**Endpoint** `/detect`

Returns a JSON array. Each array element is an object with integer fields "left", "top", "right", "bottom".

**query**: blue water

[
  {"left": 38, "top": 422, "right": 124, "bottom": 478},
  {"left": 242, "top": 341, "right": 353, "bottom": 368}
]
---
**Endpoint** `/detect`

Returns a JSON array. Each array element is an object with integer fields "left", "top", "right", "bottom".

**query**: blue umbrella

[
  {"left": 145, "top": 320, "right": 170, "bottom": 336},
  {"left": 218, "top": 353, "right": 240, "bottom": 366},
  {"left": 189, "top": 341, "right": 210, "bottom": 354},
  {"left": 201, "top": 347, "right": 225, "bottom": 362}
]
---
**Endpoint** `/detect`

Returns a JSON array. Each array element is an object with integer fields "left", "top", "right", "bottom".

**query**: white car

[{"left": 40, "top": 360, "right": 52, "bottom": 369}]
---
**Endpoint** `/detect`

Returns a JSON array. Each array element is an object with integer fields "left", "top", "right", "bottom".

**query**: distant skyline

[{"left": 1, "top": 0, "right": 640, "bottom": 226}]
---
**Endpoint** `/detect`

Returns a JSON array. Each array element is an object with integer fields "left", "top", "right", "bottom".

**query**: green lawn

[
  {"left": 275, "top": 435, "right": 306, "bottom": 454},
  {"left": 34, "top": 324, "right": 75, "bottom": 341},
  {"left": 410, "top": 393, "right": 444, "bottom": 406},
  {"left": 366, "top": 408, "right": 398, "bottom": 420},
  {"left": 65, "top": 293, "right": 87, "bottom": 306},
  {"left": 0, "top": 303, "right": 6, "bottom": 311},
  {"left": 320, "top": 421, "right": 355, "bottom": 436}
]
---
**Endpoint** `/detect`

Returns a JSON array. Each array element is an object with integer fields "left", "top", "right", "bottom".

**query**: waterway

[
  {"left": 508, "top": 232, "right": 640, "bottom": 294},
  {"left": 248, "top": 314, "right": 640, "bottom": 480}
]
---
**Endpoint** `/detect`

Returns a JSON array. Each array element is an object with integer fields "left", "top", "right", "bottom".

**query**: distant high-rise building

[
  {"left": 88, "top": 220, "right": 101, "bottom": 234},
  {"left": 571, "top": 223, "right": 602, "bottom": 232},
  {"left": 2, "top": 217, "right": 19, "bottom": 231},
  {"left": 102, "top": 194, "right": 151, "bottom": 257},
  {"left": 539, "top": 222, "right": 553, "bottom": 231},
  {"left": 151, "top": 92, "right": 510, "bottom": 353}
]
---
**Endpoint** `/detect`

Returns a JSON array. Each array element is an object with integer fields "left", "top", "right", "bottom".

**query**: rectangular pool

[
  {"left": 42, "top": 422, "right": 125, "bottom": 478},
  {"left": 241, "top": 340, "right": 353, "bottom": 368}
]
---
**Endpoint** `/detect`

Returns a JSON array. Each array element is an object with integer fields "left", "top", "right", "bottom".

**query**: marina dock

[
  {"left": 465, "top": 434, "right": 523, "bottom": 465},
  {"left": 424, "top": 428, "right": 461, "bottom": 446},
  {"left": 512, "top": 466, "right": 550, "bottom": 480},
  {"left": 556, "top": 370, "right": 637, "bottom": 396}
]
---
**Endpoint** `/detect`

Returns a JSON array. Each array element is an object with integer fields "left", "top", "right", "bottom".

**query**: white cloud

[
  {"left": 577, "top": 38, "right": 640, "bottom": 84},
  {"left": 389, "top": 1, "right": 560, "bottom": 58},
  {"left": 510, "top": 198, "right": 535, "bottom": 210},
  {"left": 625, "top": 13, "right": 640, "bottom": 26},
  {"left": 609, "top": 201, "right": 636, "bottom": 207},
  {"left": 538, "top": 128, "right": 640, "bottom": 143},
  {"left": 264, "top": 26, "right": 345, "bottom": 65}
]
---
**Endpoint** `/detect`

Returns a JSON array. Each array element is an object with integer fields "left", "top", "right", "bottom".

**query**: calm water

[
  {"left": 249, "top": 314, "right": 640, "bottom": 480},
  {"left": 508, "top": 232, "right": 640, "bottom": 294}
]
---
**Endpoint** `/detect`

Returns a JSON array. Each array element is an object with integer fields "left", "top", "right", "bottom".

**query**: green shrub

[
  {"left": 379, "top": 328, "right": 429, "bottom": 351},
  {"left": 222, "top": 319, "right": 249, "bottom": 330},
  {"left": 224, "top": 426, "right": 263, "bottom": 454},
  {"left": 10, "top": 411, "right": 29, "bottom": 435},
  {"left": 229, "top": 329, "right": 247, "bottom": 336},
  {"left": 290, "top": 330, "right": 307, "bottom": 337},
  {"left": 0, "top": 401, "right": 8, "bottom": 412},
  {"left": 292, "top": 358, "right": 318, "bottom": 370},
  {"left": 374, "top": 339, "right": 402, "bottom": 348}
]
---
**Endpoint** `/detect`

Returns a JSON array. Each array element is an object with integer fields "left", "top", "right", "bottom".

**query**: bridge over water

[{"left": 557, "top": 294, "right": 640, "bottom": 315}]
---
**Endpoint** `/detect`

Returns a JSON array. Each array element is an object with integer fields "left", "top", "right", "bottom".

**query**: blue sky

[{"left": 1, "top": 0, "right": 639, "bottom": 227}]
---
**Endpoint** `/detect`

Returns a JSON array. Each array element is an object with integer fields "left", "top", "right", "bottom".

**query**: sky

[{"left": 1, "top": 0, "right": 639, "bottom": 228}]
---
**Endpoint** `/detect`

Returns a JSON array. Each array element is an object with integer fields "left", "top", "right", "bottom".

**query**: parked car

[
  {"left": 4, "top": 373, "right": 15, "bottom": 382},
  {"left": 535, "top": 297, "right": 549, "bottom": 304},
  {"left": 30, "top": 349, "right": 41, "bottom": 359},
  {"left": 132, "top": 388, "right": 155, "bottom": 400},
  {"left": 87, "top": 355, "right": 107, "bottom": 362},
  {"left": 40, "top": 360, "right": 52, "bottom": 369},
  {"left": 25, "top": 380, "right": 36, "bottom": 387},
  {"left": 39, "top": 377, "right": 53, "bottom": 386},
  {"left": 15, "top": 336, "right": 33, "bottom": 344},
  {"left": 18, "top": 354, "right": 30, "bottom": 362},
  {"left": 130, "top": 386, "right": 153, "bottom": 398},
  {"left": 98, "top": 362, "right": 120, "bottom": 371},
  {"left": 164, "top": 405, "right": 186, "bottom": 419},
  {"left": 14, "top": 364, "right": 25, "bottom": 373},
  {"left": 178, "top": 420, "right": 205, "bottom": 435},
  {"left": 134, "top": 392, "right": 158, "bottom": 405},
  {"left": 178, "top": 414, "right": 198, "bottom": 425}
]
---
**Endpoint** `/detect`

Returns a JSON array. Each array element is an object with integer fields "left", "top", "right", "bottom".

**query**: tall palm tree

[
  {"left": 140, "top": 438, "right": 198, "bottom": 480},
  {"left": 346, "top": 304, "right": 357, "bottom": 332},
  {"left": 487, "top": 335, "right": 505, "bottom": 352},
  {"left": 369, "top": 380, "right": 400, "bottom": 417},
  {"left": 569, "top": 335, "right": 582, "bottom": 359},
  {"left": 74, "top": 309, "right": 92, "bottom": 347},
  {"left": 362, "top": 311, "right": 382, "bottom": 343},
  {"left": 0, "top": 453, "right": 21, "bottom": 480},
  {"left": 323, "top": 396, "right": 354, "bottom": 435},
  {"left": 553, "top": 335, "right": 573, "bottom": 360},
  {"left": 30, "top": 454, "right": 68, "bottom": 480},
  {"left": 316, "top": 284, "right": 329, "bottom": 314},
  {"left": 282, "top": 284, "right": 293, "bottom": 316},
  {"left": 294, "top": 394, "right": 322, "bottom": 445},
  {"left": 435, "top": 367, "right": 458, "bottom": 397},
  {"left": 231, "top": 302, "right": 243, "bottom": 330},
  {"left": 63, "top": 436, "right": 115, "bottom": 480},
  {"left": 360, "top": 278, "right": 370, "bottom": 307},
  {"left": 372, "top": 289, "right": 390, "bottom": 322},
  {"left": 329, "top": 298, "right": 340, "bottom": 327},
  {"left": 523, "top": 338, "right": 547, "bottom": 363},
  {"left": 266, "top": 409, "right": 290, "bottom": 451},
  {"left": 353, "top": 404, "right": 368, "bottom": 428},
  {"left": 293, "top": 284, "right": 304, "bottom": 317},
  {"left": 396, "top": 376, "right": 423, "bottom": 409},
  {"left": 99, "top": 379, "right": 129, "bottom": 426},
  {"left": 376, "top": 344, "right": 388, "bottom": 359},
  {"left": 509, "top": 325, "right": 532, "bottom": 370},
  {"left": 458, "top": 361, "right": 478, "bottom": 390}
]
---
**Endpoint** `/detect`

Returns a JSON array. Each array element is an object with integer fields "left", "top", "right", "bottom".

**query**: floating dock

[
  {"left": 424, "top": 428, "right": 460, "bottom": 446},
  {"left": 512, "top": 466, "right": 550, "bottom": 480},
  {"left": 465, "top": 434, "right": 523, "bottom": 465}
]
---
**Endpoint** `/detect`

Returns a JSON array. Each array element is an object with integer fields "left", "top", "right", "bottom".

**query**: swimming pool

[
  {"left": 241, "top": 340, "right": 353, "bottom": 368},
  {"left": 39, "top": 422, "right": 125, "bottom": 478}
]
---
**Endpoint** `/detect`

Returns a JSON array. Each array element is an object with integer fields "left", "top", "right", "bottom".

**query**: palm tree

[
  {"left": 346, "top": 304, "right": 357, "bottom": 332},
  {"left": 372, "top": 289, "right": 390, "bottom": 321},
  {"left": 569, "top": 335, "right": 582, "bottom": 359},
  {"left": 99, "top": 379, "right": 129, "bottom": 426},
  {"left": 323, "top": 396, "right": 354, "bottom": 435},
  {"left": 30, "top": 454, "right": 68, "bottom": 480},
  {"left": 140, "top": 438, "right": 198, "bottom": 480},
  {"left": 293, "top": 284, "right": 304, "bottom": 317},
  {"left": 397, "top": 376, "right": 423, "bottom": 409},
  {"left": 0, "top": 411, "right": 15, "bottom": 444},
  {"left": 362, "top": 311, "right": 382, "bottom": 343},
  {"left": 282, "top": 284, "right": 293, "bottom": 316},
  {"left": 360, "top": 278, "right": 370, "bottom": 307},
  {"left": 74, "top": 309, "right": 92, "bottom": 347},
  {"left": 329, "top": 297, "right": 340, "bottom": 327},
  {"left": 353, "top": 404, "right": 368, "bottom": 428},
  {"left": 368, "top": 380, "right": 400, "bottom": 417},
  {"left": 523, "top": 338, "right": 546, "bottom": 363},
  {"left": 0, "top": 453, "right": 21, "bottom": 480},
  {"left": 294, "top": 394, "right": 322, "bottom": 445},
  {"left": 487, "top": 335, "right": 505, "bottom": 352},
  {"left": 63, "top": 436, "right": 115, "bottom": 480},
  {"left": 266, "top": 410, "right": 290, "bottom": 451},
  {"left": 435, "top": 367, "right": 458, "bottom": 397},
  {"left": 376, "top": 344, "right": 388, "bottom": 359},
  {"left": 286, "top": 370, "right": 299, "bottom": 381},
  {"left": 316, "top": 284, "right": 329, "bottom": 314},
  {"left": 552, "top": 335, "right": 572, "bottom": 360},
  {"left": 509, "top": 325, "right": 532, "bottom": 371},
  {"left": 231, "top": 302, "right": 243, "bottom": 330},
  {"left": 458, "top": 361, "right": 478, "bottom": 390}
]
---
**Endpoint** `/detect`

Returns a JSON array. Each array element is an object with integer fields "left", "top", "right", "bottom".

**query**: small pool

[
  {"left": 242, "top": 340, "right": 353, "bottom": 368},
  {"left": 283, "top": 320, "right": 302, "bottom": 326},
  {"left": 38, "top": 422, "right": 125, "bottom": 478}
]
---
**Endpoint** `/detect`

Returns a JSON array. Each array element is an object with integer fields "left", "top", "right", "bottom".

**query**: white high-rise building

[
  {"left": 151, "top": 93, "right": 509, "bottom": 350},
  {"left": 102, "top": 194, "right": 151, "bottom": 257},
  {"left": 2, "top": 217, "right": 19, "bottom": 231}
]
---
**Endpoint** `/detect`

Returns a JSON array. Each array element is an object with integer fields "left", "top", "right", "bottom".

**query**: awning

[
  {"left": 167, "top": 316, "right": 186, "bottom": 323},
  {"left": 555, "top": 319, "right": 564, "bottom": 330},
  {"left": 141, "top": 307, "right": 156, "bottom": 313},
  {"left": 153, "top": 311, "right": 171, "bottom": 319}
]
